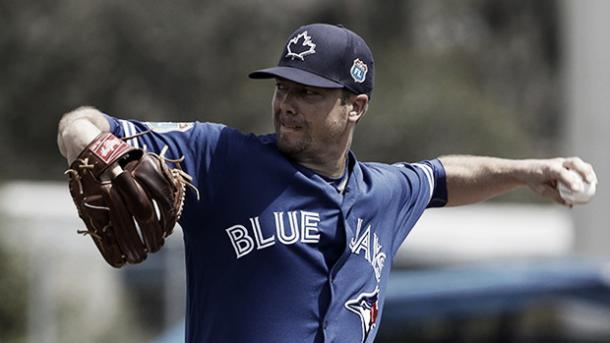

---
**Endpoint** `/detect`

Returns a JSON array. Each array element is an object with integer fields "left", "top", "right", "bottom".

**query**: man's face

[{"left": 272, "top": 78, "right": 352, "bottom": 160}]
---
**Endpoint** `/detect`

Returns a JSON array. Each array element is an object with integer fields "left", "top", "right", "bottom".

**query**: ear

[{"left": 348, "top": 94, "right": 369, "bottom": 124}]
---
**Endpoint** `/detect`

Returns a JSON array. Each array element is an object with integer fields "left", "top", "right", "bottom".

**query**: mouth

[
  {"left": 280, "top": 123, "right": 301, "bottom": 131},
  {"left": 277, "top": 116, "right": 303, "bottom": 131}
]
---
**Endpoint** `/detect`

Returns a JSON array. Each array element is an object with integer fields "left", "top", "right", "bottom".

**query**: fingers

[
  {"left": 563, "top": 157, "right": 597, "bottom": 184},
  {"left": 530, "top": 182, "right": 570, "bottom": 207},
  {"left": 530, "top": 156, "right": 596, "bottom": 207},
  {"left": 544, "top": 184, "right": 571, "bottom": 207},
  {"left": 557, "top": 165, "right": 584, "bottom": 192}
]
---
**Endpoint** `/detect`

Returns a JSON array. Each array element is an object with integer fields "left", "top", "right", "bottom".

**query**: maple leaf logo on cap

[{"left": 285, "top": 31, "right": 316, "bottom": 61}]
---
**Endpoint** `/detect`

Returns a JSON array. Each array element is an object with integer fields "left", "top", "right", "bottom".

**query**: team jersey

[{"left": 105, "top": 115, "right": 447, "bottom": 343}]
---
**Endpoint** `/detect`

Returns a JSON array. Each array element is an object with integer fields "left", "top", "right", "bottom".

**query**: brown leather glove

[{"left": 65, "top": 132, "right": 194, "bottom": 268}]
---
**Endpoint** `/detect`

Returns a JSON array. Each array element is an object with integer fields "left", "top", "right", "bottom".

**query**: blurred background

[{"left": 1, "top": 0, "right": 609, "bottom": 342}]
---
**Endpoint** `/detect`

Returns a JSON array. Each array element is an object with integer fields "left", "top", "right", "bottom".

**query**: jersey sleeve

[
  {"left": 104, "top": 113, "right": 227, "bottom": 220},
  {"left": 406, "top": 159, "right": 448, "bottom": 209},
  {"left": 389, "top": 158, "right": 447, "bottom": 253}
]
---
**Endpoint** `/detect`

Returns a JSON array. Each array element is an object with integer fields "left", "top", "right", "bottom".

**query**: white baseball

[{"left": 558, "top": 169, "right": 597, "bottom": 205}]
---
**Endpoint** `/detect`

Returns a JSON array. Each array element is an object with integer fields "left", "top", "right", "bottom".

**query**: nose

[{"left": 275, "top": 89, "right": 297, "bottom": 115}]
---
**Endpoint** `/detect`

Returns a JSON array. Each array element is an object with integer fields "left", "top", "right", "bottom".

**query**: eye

[{"left": 303, "top": 88, "right": 319, "bottom": 97}]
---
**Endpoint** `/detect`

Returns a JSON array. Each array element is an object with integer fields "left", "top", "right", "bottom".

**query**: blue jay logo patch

[
  {"left": 285, "top": 31, "right": 316, "bottom": 61},
  {"left": 350, "top": 58, "right": 368, "bottom": 83},
  {"left": 345, "top": 287, "right": 380, "bottom": 343}
]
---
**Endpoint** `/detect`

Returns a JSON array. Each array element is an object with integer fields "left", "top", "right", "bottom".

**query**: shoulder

[
  {"left": 359, "top": 161, "right": 409, "bottom": 178},
  {"left": 352, "top": 162, "right": 407, "bottom": 196},
  {"left": 216, "top": 128, "right": 276, "bottom": 149},
  {"left": 208, "top": 129, "right": 282, "bottom": 165},
  {"left": 360, "top": 160, "right": 442, "bottom": 178},
  {"left": 356, "top": 160, "right": 434, "bottom": 193}
]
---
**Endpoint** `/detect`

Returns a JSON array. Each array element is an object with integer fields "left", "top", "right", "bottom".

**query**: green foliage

[{"left": 0, "top": 0, "right": 560, "bottom": 181}]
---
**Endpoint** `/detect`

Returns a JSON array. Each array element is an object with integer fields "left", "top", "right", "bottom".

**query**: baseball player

[{"left": 57, "top": 23, "right": 597, "bottom": 343}]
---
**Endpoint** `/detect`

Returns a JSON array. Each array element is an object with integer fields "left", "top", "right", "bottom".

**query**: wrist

[
  {"left": 507, "top": 159, "right": 541, "bottom": 185},
  {"left": 61, "top": 118, "right": 104, "bottom": 164},
  {"left": 70, "top": 132, "right": 140, "bottom": 177}
]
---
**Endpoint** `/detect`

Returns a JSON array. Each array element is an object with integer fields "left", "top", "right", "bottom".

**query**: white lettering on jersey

[
  {"left": 226, "top": 210, "right": 321, "bottom": 259},
  {"left": 226, "top": 225, "right": 255, "bottom": 258},
  {"left": 301, "top": 211, "right": 321, "bottom": 243},
  {"left": 349, "top": 219, "right": 371, "bottom": 262},
  {"left": 371, "top": 234, "right": 386, "bottom": 282},
  {"left": 250, "top": 217, "right": 275, "bottom": 250},
  {"left": 275, "top": 211, "right": 299, "bottom": 244},
  {"left": 350, "top": 218, "right": 387, "bottom": 282}
]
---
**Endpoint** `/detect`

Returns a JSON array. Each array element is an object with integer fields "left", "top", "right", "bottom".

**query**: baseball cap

[{"left": 249, "top": 23, "right": 374, "bottom": 96}]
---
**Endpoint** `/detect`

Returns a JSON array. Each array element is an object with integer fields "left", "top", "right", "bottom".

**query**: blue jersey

[{"left": 106, "top": 115, "right": 447, "bottom": 343}]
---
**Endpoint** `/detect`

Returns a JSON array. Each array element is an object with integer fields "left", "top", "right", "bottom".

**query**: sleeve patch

[{"left": 145, "top": 122, "right": 194, "bottom": 133}]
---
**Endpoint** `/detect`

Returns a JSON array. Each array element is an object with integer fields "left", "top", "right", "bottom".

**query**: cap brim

[{"left": 249, "top": 67, "right": 343, "bottom": 89}]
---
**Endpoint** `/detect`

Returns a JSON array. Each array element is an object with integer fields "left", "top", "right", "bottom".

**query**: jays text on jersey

[{"left": 106, "top": 115, "right": 447, "bottom": 343}]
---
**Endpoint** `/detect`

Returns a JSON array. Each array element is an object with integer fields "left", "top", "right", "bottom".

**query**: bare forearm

[
  {"left": 439, "top": 155, "right": 528, "bottom": 206},
  {"left": 438, "top": 154, "right": 597, "bottom": 207},
  {"left": 57, "top": 106, "right": 110, "bottom": 163}
]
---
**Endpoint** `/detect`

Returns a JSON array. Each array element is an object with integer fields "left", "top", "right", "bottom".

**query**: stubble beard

[
  {"left": 274, "top": 114, "right": 311, "bottom": 158},
  {"left": 276, "top": 127, "right": 312, "bottom": 157}
]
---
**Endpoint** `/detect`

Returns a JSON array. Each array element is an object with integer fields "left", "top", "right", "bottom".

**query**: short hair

[{"left": 340, "top": 89, "right": 357, "bottom": 105}]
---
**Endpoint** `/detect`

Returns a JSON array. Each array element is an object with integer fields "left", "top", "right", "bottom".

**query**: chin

[{"left": 276, "top": 134, "right": 309, "bottom": 157}]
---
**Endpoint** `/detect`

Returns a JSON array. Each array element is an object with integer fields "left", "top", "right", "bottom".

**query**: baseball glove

[{"left": 65, "top": 132, "right": 196, "bottom": 268}]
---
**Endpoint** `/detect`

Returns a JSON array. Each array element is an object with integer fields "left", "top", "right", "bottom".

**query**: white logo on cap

[
  {"left": 350, "top": 59, "right": 368, "bottom": 83},
  {"left": 285, "top": 31, "right": 316, "bottom": 61}
]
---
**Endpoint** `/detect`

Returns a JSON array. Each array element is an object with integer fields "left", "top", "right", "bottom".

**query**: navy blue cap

[{"left": 249, "top": 23, "right": 374, "bottom": 96}]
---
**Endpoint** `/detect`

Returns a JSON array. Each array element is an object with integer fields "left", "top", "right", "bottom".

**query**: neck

[
  {"left": 301, "top": 153, "right": 348, "bottom": 178},
  {"left": 295, "top": 135, "right": 353, "bottom": 178}
]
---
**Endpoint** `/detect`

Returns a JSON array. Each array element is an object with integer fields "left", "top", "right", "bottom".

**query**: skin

[
  {"left": 57, "top": 106, "right": 109, "bottom": 164},
  {"left": 57, "top": 82, "right": 597, "bottom": 207},
  {"left": 438, "top": 155, "right": 597, "bottom": 207},
  {"left": 272, "top": 78, "right": 368, "bottom": 178}
]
